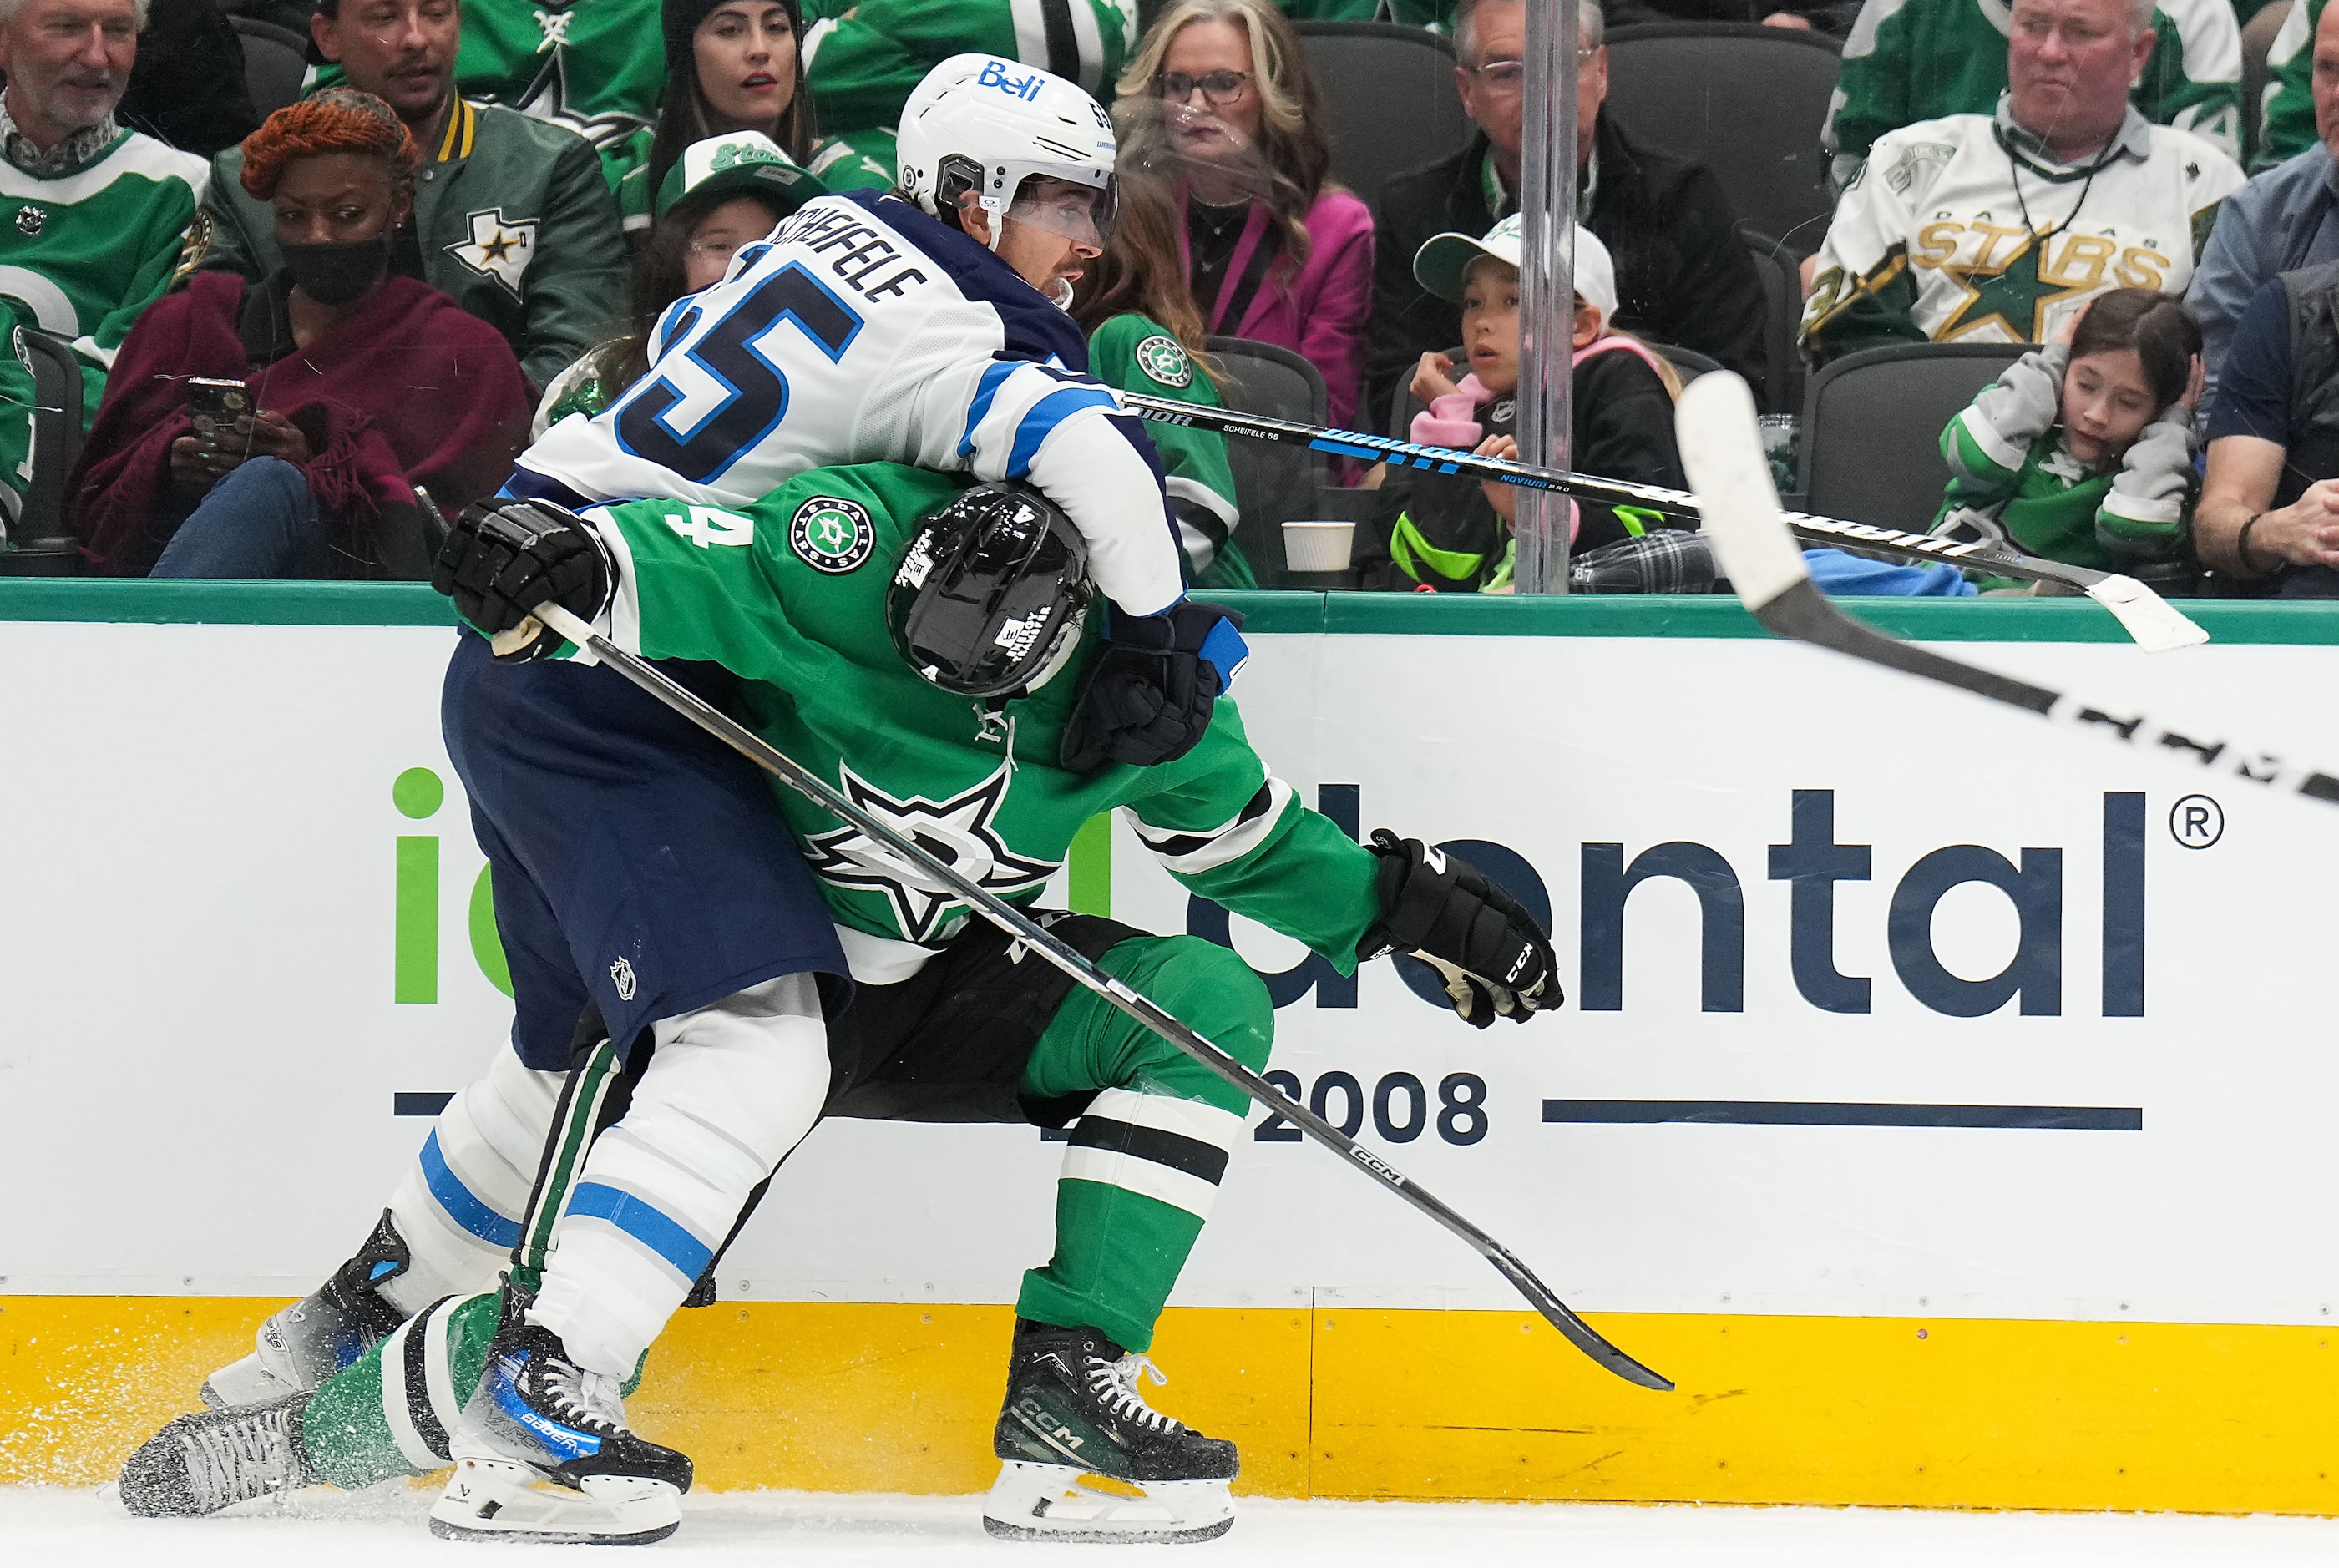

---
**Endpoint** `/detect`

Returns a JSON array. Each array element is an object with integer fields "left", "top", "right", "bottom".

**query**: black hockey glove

[
  {"left": 431, "top": 498, "right": 613, "bottom": 662},
  {"left": 1058, "top": 601, "right": 1248, "bottom": 773},
  {"left": 1359, "top": 830, "right": 1560, "bottom": 1029}
]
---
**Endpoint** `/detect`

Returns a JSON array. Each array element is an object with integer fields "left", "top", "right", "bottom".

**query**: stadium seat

[
  {"left": 1742, "top": 233, "right": 1804, "bottom": 415},
  {"left": 0, "top": 330, "right": 84, "bottom": 575},
  {"left": 1798, "top": 341, "right": 2025, "bottom": 532},
  {"left": 1601, "top": 22, "right": 1841, "bottom": 256},
  {"left": 1292, "top": 21, "right": 1473, "bottom": 214},
  {"left": 231, "top": 17, "right": 310, "bottom": 124},
  {"left": 1207, "top": 335, "right": 1328, "bottom": 583}
]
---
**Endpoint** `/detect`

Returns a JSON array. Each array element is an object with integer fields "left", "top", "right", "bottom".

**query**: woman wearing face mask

[
  {"left": 542, "top": 129, "right": 826, "bottom": 432},
  {"left": 615, "top": 0, "right": 814, "bottom": 236},
  {"left": 1114, "top": 0, "right": 1374, "bottom": 427},
  {"left": 68, "top": 91, "right": 533, "bottom": 579}
]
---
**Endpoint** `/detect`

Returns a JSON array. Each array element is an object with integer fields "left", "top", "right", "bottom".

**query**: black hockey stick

[
  {"left": 1674, "top": 372, "right": 2339, "bottom": 807},
  {"left": 524, "top": 603, "right": 1673, "bottom": 1393},
  {"left": 1118, "top": 392, "right": 2205, "bottom": 653}
]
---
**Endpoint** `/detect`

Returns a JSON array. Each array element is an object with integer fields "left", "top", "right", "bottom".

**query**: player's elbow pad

[{"left": 1025, "top": 417, "right": 1185, "bottom": 617}]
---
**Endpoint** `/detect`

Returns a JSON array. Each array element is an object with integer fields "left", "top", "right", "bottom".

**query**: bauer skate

[
  {"left": 983, "top": 1318, "right": 1238, "bottom": 1544},
  {"left": 201, "top": 1209, "right": 412, "bottom": 1409},
  {"left": 428, "top": 1291, "right": 691, "bottom": 1545},
  {"left": 119, "top": 1391, "right": 315, "bottom": 1517}
]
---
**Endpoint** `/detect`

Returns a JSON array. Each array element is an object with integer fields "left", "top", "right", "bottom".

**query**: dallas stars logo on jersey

[
  {"left": 447, "top": 208, "right": 538, "bottom": 296},
  {"left": 804, "top": 762, "right": 1056, "bottom": 942},
  {"left": 1133, "top": 334, "right": 1192, "bottom": 389},
  {"left": 790, "top": 495, "right": 874, "bottom": 574}
]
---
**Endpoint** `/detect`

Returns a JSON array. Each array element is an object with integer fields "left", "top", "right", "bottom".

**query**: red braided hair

[{"left": 240, "top": 89, "right": 421, "bottom": 201}]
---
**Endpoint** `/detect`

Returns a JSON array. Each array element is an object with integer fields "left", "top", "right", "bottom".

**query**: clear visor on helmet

[{"left": 1000, "top": 172, "right": 1119, "bottom": 250}]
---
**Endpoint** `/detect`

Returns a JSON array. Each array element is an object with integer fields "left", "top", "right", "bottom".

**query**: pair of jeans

[{"left": 150, "top": 456, "right": 337, "bottom": 579}]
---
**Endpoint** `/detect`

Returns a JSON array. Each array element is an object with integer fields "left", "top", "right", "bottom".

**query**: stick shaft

[{"left": 530, "top": 604, "right": 1673, "bottom": 1392}]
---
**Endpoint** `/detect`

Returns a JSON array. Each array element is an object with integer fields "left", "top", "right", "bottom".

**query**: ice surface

[{"left": 7, "top": 1485, "right": 2339, "bottom": 1566}]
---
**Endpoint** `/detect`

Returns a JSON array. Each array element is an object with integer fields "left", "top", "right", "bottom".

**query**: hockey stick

[
  {"left": 523, "top": 601, "right": 1673, "bottom": 1393},
  {"left": 1674, "top": 372, "right": 2339, "bottom": 806},
  {"left": 1119, "top": 392, "right": 2206, "bottom": 654}
]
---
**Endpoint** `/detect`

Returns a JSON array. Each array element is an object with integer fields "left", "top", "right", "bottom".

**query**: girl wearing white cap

[{"left": 1363, "top": 215, "right": 1688, "bottom": 591}]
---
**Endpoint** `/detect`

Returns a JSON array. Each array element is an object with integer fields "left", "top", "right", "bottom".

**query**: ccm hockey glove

[
  {"left": 432, "top": 499, "right": 613, "bottom": 661},
  {"left": 1059, "top": 601, "right": 1249, "bottom": 773},
  {"left": 1359, "top": 830, "right": 1560, "bottom": 1029}
]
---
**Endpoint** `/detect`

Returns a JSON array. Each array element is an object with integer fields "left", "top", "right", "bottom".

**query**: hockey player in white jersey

[{"left": 516, "top": 51, "right": 1187, "bottom": 624}]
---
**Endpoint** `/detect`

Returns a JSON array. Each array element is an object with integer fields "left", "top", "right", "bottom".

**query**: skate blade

[
  {"left": 982, "top": 1460, "right": 1233, "bottom": 1544},
  {"left": 427, "top": 1456, "right": 681, "bottom": 1545}
]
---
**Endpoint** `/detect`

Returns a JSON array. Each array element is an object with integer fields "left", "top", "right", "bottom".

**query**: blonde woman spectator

[{"left": 1115, "top": 0, "right": 1374, "bottom": 427}]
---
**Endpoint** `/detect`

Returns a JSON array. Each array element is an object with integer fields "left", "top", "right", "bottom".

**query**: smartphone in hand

[{"left": 186, "top": 377, "right": 252, "bottom": 447}]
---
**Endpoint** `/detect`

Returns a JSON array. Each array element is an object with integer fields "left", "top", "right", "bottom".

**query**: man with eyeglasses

[
  {"left": 194, "top": 0, "right": 626, "bottom": 392},
  {"left": 1364, "top": 0, "right": 1769, "bottom": 429}
]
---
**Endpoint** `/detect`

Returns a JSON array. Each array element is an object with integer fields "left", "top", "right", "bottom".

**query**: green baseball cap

[{"left": 654, "top": 130, "right": 826, "bottom": 222}]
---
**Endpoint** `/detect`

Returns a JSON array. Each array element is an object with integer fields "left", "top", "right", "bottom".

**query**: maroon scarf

[{"left": 71, "top": 271, "right": 531, "bottom": 577}]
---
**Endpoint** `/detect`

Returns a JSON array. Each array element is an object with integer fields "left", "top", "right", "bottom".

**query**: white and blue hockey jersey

[{"left": 514, "top": 190, "right": 1184, "bottom": 616}]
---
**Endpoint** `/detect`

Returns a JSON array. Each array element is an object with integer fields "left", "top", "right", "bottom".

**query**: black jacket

[{"left": 1363, "top": 115, "right": 1770, "bottom": 431}]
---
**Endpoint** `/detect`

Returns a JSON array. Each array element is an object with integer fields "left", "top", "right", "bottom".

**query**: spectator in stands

[
  {"left": 0, "top": 0, "right": 209, "bottom": 533},
  {"left": 117, "top": 0, "right": 258, "bottom": 158},
  {"left": 2255, "top": 0, "right": 2339, "bottom": 170},
  {"left": 610, "top": 0, "right": 814, "bottom": 235},
  {"left": 69, "top": 92, "right": 533, "bottom": 579},
  {"left": 1825, "top": 0, "right": 2243, "bottom": 185},
  {"left": 539, "top": 129, "right": 825, "bottom": 429},
  {"left": 1362, "top": 218, "right": 1692, "bottom": 593},
  {"left": 2186, "top": 0, "right": 2339, "bottom": 405},
  {"left": 1115, "top": 0, "right": 1373, "bottom": 427},
  {"left": 802, "top": 0, "right": 1138, "bottom": 192},
  {"left": 1365, "top": 0, "right": 1766, "bottom": 432},
  {"left": 2194, "top": 257, "right": 2339, "bottom": 594},
  {"left": 1073, "top": 168, "right": 1255, "bottom": 589},
  {"left": 197, "top": 0, "right": 626, "bottom": 392},
  {"left": 1931, "top": 287, "right": 2201, "bottom": 575},
  {"left": 1801, "top": 0, "right": 2243, "bottom": 366},
  {"left": 417, "top": 0, "right": 661, "bottom": 187}
]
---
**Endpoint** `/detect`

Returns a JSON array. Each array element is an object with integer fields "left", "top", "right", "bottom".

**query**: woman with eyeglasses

[{"left": 1116, "top": 0, "right": 1375, "bottom": 428}]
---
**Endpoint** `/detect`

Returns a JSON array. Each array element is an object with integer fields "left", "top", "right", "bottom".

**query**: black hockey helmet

[{"left": 888, "top": 482, "right": 1092, "bottom": 698}]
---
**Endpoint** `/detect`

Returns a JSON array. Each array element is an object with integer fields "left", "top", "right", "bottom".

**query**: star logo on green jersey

[
  {"left": 1134, "top": 333, "right": 1193, "bottom": 389},
  {"left": 1935, "top": 232, "right": 2098, "bottom": 346},
  {"left": 790, "top": 495, "right": 875, "bottom": 574},
  {"left": 805, "top": 762, "right": 1057, "bottom": 942}
]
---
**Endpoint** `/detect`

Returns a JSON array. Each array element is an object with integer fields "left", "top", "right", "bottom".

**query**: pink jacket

[{"left": 1179, "top": 183, "right": 1375, "bottom": 428}]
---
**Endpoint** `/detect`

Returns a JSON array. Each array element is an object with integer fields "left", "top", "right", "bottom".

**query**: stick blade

[
  {"left": 2083, "top": 574, "right": 2210, "bottom": 653},
  {"left": 1675, "top": 372, "right": 1810, "bottom": 615}
]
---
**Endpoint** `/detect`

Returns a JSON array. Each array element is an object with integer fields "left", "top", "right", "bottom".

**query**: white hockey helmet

[{"left": 896, "top": 53, "right": 1119, "bottom": 250}]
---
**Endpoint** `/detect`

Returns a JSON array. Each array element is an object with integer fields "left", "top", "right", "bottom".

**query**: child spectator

[
  {"left": 1933, "top": 287, "right": 2203, "bottom": 574},
  {"left": 1114, "top": 0, "right": 1374, "bottom": 427},
  {"left": 1361, "top": 217, "right": 1687, "bottom": 593},
  {"left": 69, "top": 93, "right": 533, "bottom": 579},
  {"left": 1072, "top": 169, "right": 1255, "bottom": 589},
  {"left": 541, "top": 129, "right": 825, "bottom": 430},
  {"left": 615, "top": 0, "right": 817, "bottom": 235}
]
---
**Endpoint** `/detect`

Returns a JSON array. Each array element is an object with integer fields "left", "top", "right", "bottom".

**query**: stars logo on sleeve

[
  {"left": 1133, "top": 333, "right": 1193, "bottom": 388},
  {"left": 789, "top": 495, "right": 874, "bottom": 573},
  {"left": 446, "top": 208, "right": 539, "bottom": 296},
  {"left": 803, "top": 763, "right": 1057, "bottom": 943}
]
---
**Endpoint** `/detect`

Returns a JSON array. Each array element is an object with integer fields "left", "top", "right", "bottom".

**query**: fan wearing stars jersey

[
  {"left": 517, "top": 53, "right": 1187, "bottom": 623},
  {"left": 1801, "top": 0, "right": 2242, "bottom": 370}
]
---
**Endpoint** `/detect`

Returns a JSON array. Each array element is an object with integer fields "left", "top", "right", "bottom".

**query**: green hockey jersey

[
  {"left": 572, "top": 460, "right": 1379, "bottom": 981},
  {"left": 1086, "top": 313, "right": 1256, "bottom": 589},
  {"left": 1824, "top": 0, "right": 2243, "bottom": 183},
  {"left": 2256, "top": 0, "right": 2326, "bottom": 169}
]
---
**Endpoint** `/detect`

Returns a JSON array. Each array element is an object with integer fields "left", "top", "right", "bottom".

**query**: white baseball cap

[{"left": 1411, "top": 212, "right": 1618, "bottom": 326}]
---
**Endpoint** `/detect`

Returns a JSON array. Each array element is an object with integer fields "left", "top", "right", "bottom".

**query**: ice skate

[
  {"left": 118, "top": 1392, "right": 315, "bottom": 1517},
  {"left": 983, "top": 1319, "right": 1237, "bottom": 1544},
  {"left": 428, "top": 1292, "right": 691, "bottom": 1545},
  {"left": 201, "top": 1209, "right": 412, "bottom": 1409}
]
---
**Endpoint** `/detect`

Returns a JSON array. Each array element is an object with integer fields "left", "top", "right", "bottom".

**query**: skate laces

[
  {"left": 1085, "top": 1353, "right": 1184, "bottom": 1434},
  {"left": 534, "top": 1351, "right": 628, "bottom": 1435},
  {"left": 177, "top": 1409, "right": 290, "bottom": 1511}
]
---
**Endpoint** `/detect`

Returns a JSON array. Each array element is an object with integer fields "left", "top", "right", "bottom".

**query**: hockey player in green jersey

[
  {"left": 1822, "top": 0, "right": 2245, "bottom": 186},
  {"left": 800, "top": 0, "right": 1138, "bottom": 191},
  {"left": 119, "top": 462, "right": 1557, "bottom": 1545}
]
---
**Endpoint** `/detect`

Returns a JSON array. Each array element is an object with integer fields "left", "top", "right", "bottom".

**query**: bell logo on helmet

[
  {"left": 790, "top": 496, "right": 875, "bottom": 574},
  {"left": 1134, "top": 335, "right": 1193, "bottom": 388},
  {"left": 976, "top": 59, "right": 1047, "bottom": 101}
]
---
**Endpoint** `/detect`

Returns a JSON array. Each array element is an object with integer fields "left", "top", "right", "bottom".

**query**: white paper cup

[{"left": 1282, "top": 519, "right": 1354, "bottom": 573}]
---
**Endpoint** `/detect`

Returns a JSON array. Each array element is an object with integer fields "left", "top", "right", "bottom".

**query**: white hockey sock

[
  {"left": 382, "top": 1044, "right": 565, "bottom": 1317},
  {"left": 530, "top": 973, "right": 829, "bottom": 1378}
]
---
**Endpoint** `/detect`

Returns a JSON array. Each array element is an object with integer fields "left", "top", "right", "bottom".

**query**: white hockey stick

[
  {"left": 1119, "top": 392, "right": 2206, "bottom": 652},
  {"left": 1676, "top": 372, "right": 2339, "bottom": 807},
  {"left": 524, "top": 601, "right": 1674, "bottom": 1393}
]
